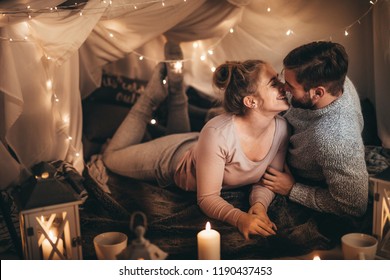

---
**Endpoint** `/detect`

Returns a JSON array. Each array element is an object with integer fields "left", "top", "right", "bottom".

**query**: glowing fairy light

[
  {"left": 200, "top": 55, "right": 206, "bottom": 61},
  {"left": 173, "top": 61, "right": 183, "bottom": 73},
  {"left": 162, "top": 79, "right": 167, "bottom": 85},
  {"left": 344, "top": 30, "right": 349, "bottom": 36},
  {"left": 46, "top": 80, "right": 53, "bottom": 90},
  {"left": 150, "top": 119, "right": 157, "bottom": 125},
  {"left": 286, "top": 29, "right": 293, "bottom": 36},
  {"left": 62, "top": 115, "right": 70, "bottom": 124},
  {"left": 229, "top": 28, "right": 234, "bottom": 33},
  {"left": 208, "top": 50, "right": 214, "bottom": 55},
  {"left": 193, "top": 42, "right": 199, "bottom": 48},
  {"left": 267, "top": 7, "right": 271, "bottom": 12},
  {"left": 139, "top": 56, "right": 144, "bottom": 60},
  {"left": 109, "top": 33, "right": 114, "bottom": 38},
  {"left": 54, "top": 94, "right": 59, "bottom": 102},
  {"left": 211, "top": 66, "right": 216, "bottom": 72}
]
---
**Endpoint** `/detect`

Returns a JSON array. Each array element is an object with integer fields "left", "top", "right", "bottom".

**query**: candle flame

[
  {"left": 313, "top": 255, "right": 321, "bottom": 260},
  {"left": 206, "top": 221, "right": 211, "bottom": 231}
]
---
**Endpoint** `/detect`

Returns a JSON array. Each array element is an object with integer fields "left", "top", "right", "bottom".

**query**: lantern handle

[{"left": 130, "top": 211, "right": 147, "bottom": 232}]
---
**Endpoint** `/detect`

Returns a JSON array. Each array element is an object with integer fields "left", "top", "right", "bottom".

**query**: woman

[{"left": 103, "top": 42, "right": 290, "bottom": 240}]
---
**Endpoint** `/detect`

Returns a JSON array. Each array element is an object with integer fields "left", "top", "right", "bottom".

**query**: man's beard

[{"left": 290, "top": 92, "right": 315, "bottom": 109}]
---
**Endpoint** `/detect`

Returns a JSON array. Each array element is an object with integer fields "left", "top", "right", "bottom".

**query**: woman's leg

[
  {"left": 104, "top": 62, "right": 167, "bottom": 153},
  {"left": 103, "top": 62, "right": 167, "bottom": 175},
  {"left": 164, "top": 41, "right": 191, "bottom": 134}
]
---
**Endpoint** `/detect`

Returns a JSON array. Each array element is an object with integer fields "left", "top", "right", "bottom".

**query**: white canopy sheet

[{"left": 0, "top": 0, "right": 389, "bottom": 189}]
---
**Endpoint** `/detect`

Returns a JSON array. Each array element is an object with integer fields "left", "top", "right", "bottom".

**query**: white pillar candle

[
  {"left": 42, "top": 231, "right": 64, "bottom": 260},
  {"left": 197, "top": 222, "right": 220, "bottom": 260}
]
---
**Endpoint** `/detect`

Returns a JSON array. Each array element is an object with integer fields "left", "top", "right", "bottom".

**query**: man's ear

[
  {"left": 243, "top": 96, "right": 256, "bottom": 108},
  {"left": 310, "top": 87, "right": 325, "bottom": 102}
]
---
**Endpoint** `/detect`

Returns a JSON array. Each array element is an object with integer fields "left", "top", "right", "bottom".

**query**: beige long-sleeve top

[{"left": 174, "top": 113, "right": 289, "bottom": 227}]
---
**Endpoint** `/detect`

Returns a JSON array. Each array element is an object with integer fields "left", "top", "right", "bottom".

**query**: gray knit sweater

[{"left": 284, "top": 77, "right": 369, "bottom": 217}]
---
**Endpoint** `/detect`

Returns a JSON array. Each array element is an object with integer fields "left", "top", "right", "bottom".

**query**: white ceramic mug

[
  {"left": 93, "top": 232, "right": 128, "bottom": 260},
  {"left": 341, "top": 233, "right": 378, "bottom": 260}
]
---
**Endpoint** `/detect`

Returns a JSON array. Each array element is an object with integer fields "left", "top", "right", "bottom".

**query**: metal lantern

[
  {"left": 117, "top": 211, "right": 168, "bottom": 260},
  {"left": 14, "top": 166, "right": 83, "bottom": 260},
  {"left": 370, "top": 167, "right": 390, "bottom": 259}
]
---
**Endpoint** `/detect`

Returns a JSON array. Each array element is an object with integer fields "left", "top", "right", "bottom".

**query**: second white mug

[{"left": 341, "top": 233, "right": 378, "bottom": 260}]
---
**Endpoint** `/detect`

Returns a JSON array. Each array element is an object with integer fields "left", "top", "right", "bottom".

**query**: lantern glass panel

[
  {"left": 20, "top": 202, "right": 82, "bottom": 260},
  {"left": 36, "top": 211, "right": 70, "bottom": 260},
  {"left": 377, "top": 189, "right": 390, "bottom": 259}
]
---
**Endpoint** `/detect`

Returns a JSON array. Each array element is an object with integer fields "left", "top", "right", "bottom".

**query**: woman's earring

[{"left": 251, "top": 103, "right": 256, "bottom": 108}]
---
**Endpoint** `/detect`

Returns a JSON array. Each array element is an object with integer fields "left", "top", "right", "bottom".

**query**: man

[{"left": 262, "top": 41, "right": 369, "bottom": 218}]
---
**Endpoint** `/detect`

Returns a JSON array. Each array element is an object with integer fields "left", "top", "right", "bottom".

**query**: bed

[
  {"left": 76, "top": 75, "right": 387, "bottom": 260},
  {"left": 1, "top": 74, "right": 388, "bottom": 260}
]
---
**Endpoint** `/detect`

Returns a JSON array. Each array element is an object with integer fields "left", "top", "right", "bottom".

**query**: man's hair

[{"left": 283, "top": 41, "right": 348, "bottom": 96}]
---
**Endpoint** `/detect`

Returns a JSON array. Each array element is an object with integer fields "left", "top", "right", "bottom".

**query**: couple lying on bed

[{"left": 102, "top": 41, "right": 369, "bottom": 240}]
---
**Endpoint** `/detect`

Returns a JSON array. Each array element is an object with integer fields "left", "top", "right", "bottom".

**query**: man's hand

[{"left": 261, "top": 164, "right": 295, "bottom": 196}]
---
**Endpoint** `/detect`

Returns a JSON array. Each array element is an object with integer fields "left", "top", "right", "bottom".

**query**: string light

[
  {"left": 0, "top": 0, "right": 189, "bottom": 21},
  {"left": 43, "top": 57, "right": 81, "bottom": 163},
  {"left": 173, "top": 61, "right": 183, "bottom": 73},
  {"left": 340, "top": 0, "right": 378, "bottom": 37}
]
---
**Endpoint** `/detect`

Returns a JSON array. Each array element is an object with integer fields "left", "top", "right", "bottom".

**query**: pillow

[{"left": 85, "top": 73, "right": 147, "bottom": 108}]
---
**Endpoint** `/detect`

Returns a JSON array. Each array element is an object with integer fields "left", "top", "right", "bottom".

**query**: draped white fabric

[{"left": 0, "top": 0, "right": 389, "bottom": 189}]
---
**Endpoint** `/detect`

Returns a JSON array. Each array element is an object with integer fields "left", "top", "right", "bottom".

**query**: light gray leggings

[{"left": 102, "top": 66, "right": 197, "bottom": 187}]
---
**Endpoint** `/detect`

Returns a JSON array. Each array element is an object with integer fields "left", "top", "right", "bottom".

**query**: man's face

[{"left": 283, "top": 69, "right": 315, "bottom": 109}]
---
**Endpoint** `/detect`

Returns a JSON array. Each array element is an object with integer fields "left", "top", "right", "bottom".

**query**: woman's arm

[{"left": 196, "top": 127, "right": 276, "bottom": 239}]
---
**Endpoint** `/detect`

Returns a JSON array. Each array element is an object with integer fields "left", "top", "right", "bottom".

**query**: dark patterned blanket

[
  {"left": 78, "top": 144, "right": 389, "bottom": 259},
  {"left": 1, "top": 145, "right": 388, "bottom": 260}
]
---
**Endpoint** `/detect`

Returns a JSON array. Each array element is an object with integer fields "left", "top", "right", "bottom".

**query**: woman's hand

[
  {"left": 248, "top": 202, "right": 277, "bottom": 231},
  {"left": 261, "top": 164, "right": 295, "bottom": 196},
  {"left": 237, "top": 212, "right": 276, "bottom": 240}
]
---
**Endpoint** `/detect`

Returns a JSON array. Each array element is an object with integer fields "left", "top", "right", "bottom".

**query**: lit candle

[
  {"left": 197, "top": 222, "right": 220, "bottom": 260},
  {"left": 313, "top": 255, "right": 321, "bottom": 260},
  {"left": 42, "top": 231, "right": 64, "bottom": 260}
]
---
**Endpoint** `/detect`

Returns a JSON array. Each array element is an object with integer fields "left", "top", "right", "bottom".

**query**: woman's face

[{"left": 254, "top": 64, "right": 289, "bottom": 113}]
